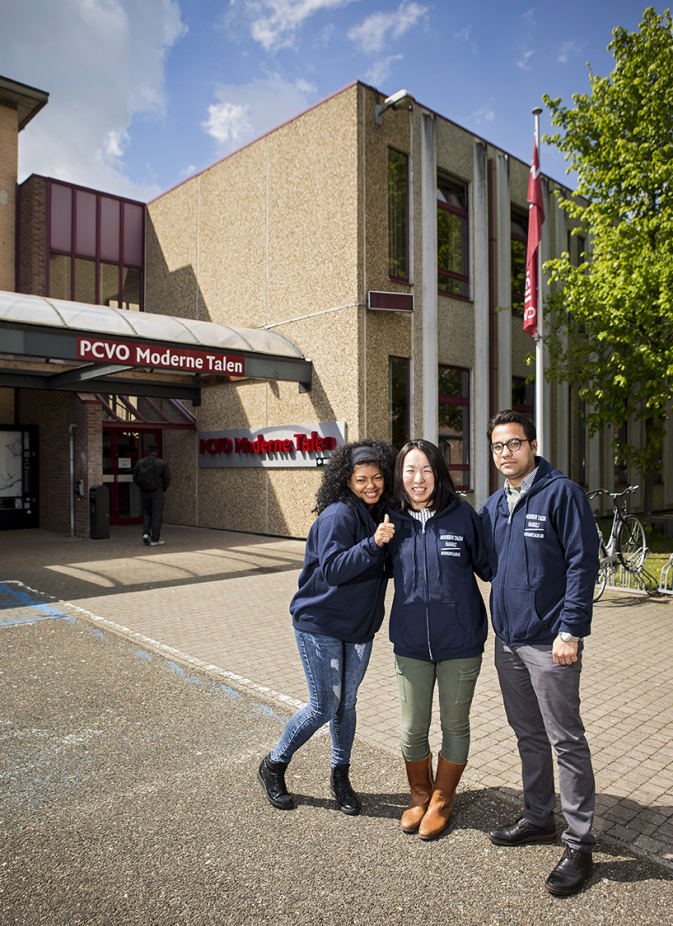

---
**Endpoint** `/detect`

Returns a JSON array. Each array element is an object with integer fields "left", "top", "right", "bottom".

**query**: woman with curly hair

[
  {"left": 258, "top": 439, "right": 396, "bottom": 815},
  {"left": 387, "top": 439, "right": 491, "bottom": 840}
]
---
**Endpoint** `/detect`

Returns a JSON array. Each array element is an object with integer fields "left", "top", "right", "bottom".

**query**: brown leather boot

[
  {"left": 401, "top": 754, "right": 434, "bottom": 834},
  {"left": 418, "top": 754, "right": 466, "bottom": 840}
]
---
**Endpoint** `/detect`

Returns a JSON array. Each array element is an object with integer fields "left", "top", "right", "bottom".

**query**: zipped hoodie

[
  {"left": 290, "top": 499, "right": 388, "bottom": 644},
  {"left": 387, "top": 499, "right": 491, "bottom": 662},
  {"left": 479, "top": 457, "right": 599, "bottom": 646}
]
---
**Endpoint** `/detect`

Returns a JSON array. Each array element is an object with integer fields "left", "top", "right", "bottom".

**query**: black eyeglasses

[{"left": 490, "top": 438, "right": 532, "bottom": 455}]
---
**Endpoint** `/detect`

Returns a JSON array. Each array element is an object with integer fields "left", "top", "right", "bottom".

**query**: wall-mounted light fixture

[{"left": 375, "top": 88, "right": 415, "bottom": 126}]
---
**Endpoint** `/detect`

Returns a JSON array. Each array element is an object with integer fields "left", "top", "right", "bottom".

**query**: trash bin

[{"left": 89, "top": 485, "right": 110, "bottom": 539}]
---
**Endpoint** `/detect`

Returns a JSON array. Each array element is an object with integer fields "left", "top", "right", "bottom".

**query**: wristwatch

[{"left": 559, "top": 632, "right": 579, "bottom": 643}]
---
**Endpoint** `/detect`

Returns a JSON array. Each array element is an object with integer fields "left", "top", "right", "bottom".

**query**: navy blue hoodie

[
  {"left": 290, "top": 499, "right": 388, "bottom": 644},
  {"left": 479, "top": 457, "right": 599, "bottom": 646},
  {"left": 387, "top": 499, "right": 491, "bottom": 662}
]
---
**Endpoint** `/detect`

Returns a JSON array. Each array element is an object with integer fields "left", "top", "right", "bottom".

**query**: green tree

[{"left": 542, "top": 7, "right": 673, "bottom": 523}]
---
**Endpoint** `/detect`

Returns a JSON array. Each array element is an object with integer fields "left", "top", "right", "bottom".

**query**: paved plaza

[{"left": 2, "top": 522, "right": 672, "bottom": 870}]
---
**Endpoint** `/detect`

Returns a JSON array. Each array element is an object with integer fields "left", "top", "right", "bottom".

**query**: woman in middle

[{"left": 387, "top": 439, "right": 492, "bottom": 840}]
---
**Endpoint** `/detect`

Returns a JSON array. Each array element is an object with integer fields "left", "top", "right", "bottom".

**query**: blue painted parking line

[{"left": 0, "top": 583, "right": 76, "bottom": 627}]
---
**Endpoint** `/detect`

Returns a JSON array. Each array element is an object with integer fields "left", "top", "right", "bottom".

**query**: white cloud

[
  {"left": 202, "top": 101, "right": 253, "bottom": 148},
  {"left": 202, "top": 75, "right": 317, "bottom": 155},
  {"left": 239, "top": 0, "right": 360, "bottom": 52},
  {"left": 558, "top": 39, "right": 582, "bottom": 63},
  {"left": 454, "top": 25, "right": 477, "bottom": 53},
  {"left": 348, "top": 1, "right": 428, "bottom": 54},
  {"left": 364, "top": 54, "right": 404, "bottom": 86},
  {"left": 471, "top": 106, "right": 494, "bottom": 126},
  {"left": 1, "top": 0, "right": 186, "bottom": 200},
  {"left": 517, "top": 49, "right": 533, "bottom": 70}
]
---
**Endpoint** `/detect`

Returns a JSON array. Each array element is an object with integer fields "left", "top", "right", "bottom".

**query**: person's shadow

[{"left": 288, "top": 785, "right": 673, "bottom": 887}]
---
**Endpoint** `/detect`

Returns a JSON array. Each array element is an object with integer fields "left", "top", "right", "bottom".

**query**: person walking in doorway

[{"left": 133, "top": 442, "right": 171, "bottom": 546}]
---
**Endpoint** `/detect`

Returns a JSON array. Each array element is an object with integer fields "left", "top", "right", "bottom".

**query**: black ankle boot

[
  {"left": 330, "top": 764, "right": 360, "bottom": 815},
  {"left": 257, "top": 754, "right": 294, "bottom": 809}
]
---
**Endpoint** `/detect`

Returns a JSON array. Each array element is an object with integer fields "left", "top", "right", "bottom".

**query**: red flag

[{"left": 523, "top": 138, "right": 545, "bottom": 335}]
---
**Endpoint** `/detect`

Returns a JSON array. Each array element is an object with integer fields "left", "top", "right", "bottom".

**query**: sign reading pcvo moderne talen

[
  {"left": 199, "top": 422, "right": 346, "bottom": 468},
  {"left": 77, "top": 337, "right": 244, "bottom": 374}
]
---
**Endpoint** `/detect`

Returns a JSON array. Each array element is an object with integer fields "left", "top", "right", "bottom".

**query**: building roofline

[
  {"left": 150, "top": 78, "right": 576, "bottom": 203},
  {"left": 0, "top": 75, "right": 49, "bottom": 131},
  {"left": 149, "top": 80, "right": 361, "bottom": 204}
]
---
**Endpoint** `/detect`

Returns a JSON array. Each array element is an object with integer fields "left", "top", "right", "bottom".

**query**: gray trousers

[{"left": 494, "top": 636, "right": 596, "bottom": 851}]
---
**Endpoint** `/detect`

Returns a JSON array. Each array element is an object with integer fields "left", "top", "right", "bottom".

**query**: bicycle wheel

[
  {"left": 616, "top": 515, "right": 647, "bottom": 571},
  {"left": 594, "top": 565, "right": 608, "bottom": 602},
  {"left": 594, "top": 523, "right": 608, "bottom": 601}
]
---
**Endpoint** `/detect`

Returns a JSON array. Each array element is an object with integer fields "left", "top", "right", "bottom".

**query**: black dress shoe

[
  {"left": 545, "top": 846, "right": 593, "bottom": 896},
  {"left": 489, "top": 816, "right": 557, "bottom": 846},
  {"left": 330, "top": 764, "right": 360, "bottom": 815},
  {"left": 257, "top": 754, "right": 294, "bottom": 809}
]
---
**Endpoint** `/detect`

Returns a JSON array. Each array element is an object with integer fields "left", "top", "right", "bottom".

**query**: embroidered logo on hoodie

[
  {"left": 440, "top": 532, "right": 464, "bottom": 556},
  {"left": 524, "top": 513, "right": 546, "bottom": 538}
]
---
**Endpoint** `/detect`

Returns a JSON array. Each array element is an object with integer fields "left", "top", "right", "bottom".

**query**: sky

[{"left": 1, "top": 0, "right": 655, "bottom": 203}]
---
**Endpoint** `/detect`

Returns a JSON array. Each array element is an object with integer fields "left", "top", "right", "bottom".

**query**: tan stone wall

[
  {"left": 0, "top": 103, "right": 18, "bottom": 291},
  {"left": 148, "top": 85, "right": 365, "bottom": 537}
]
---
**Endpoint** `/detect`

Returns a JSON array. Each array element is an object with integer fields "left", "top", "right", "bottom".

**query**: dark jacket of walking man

[
  {"left": 479, "top": 409, "right": 599, "bottom": 897},
  {"left": 133, "top": 442, "right": 171, "bottom": 546}
]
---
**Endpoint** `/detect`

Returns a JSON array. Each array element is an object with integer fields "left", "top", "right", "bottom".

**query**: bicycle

[{"left": 586, "top": 485, "right": 647, "bottom": 601}]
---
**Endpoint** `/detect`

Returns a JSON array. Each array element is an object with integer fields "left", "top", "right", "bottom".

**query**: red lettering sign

[
  {"left": 77, "top": 337, "right": 244, "bottom": 376},
  {"left": 199, "top": 431, "right": 337, "bottom": 457}
]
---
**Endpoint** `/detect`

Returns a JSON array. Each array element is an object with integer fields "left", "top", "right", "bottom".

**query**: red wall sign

[
  {"left": 77, "top": 337, "right": 244, "bottom": 374},
  {"left": 200, "top": 431, "right": 337, "bottom": 457},
  {"left": 198, "top": 421, "right": 346, "bottom": 468}
]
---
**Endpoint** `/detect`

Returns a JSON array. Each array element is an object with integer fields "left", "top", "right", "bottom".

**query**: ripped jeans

[{"left": 270, "top": 629, "right": 373, "bottom": 767}]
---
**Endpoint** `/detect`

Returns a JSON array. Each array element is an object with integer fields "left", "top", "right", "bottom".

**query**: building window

[
  {"left": 388, "top": 149, "right": 409, "bottom": 281},
  {"left": 389, "top": 357, "right": 410, "bottom": 451},
  {"left": 48, "top": 180, "right": 144, "bottom": 310},
  {"left": 437, "top": 175, "right": 469, "bottom": 298},
  {"left": 512, "top": 377, "right": 534, "bottom": 416},
  {"left": 511, "top": 211, "right": 527, "bottom": 315},
  {"left": 438, "top": 365, "right": 470, "bottom": 490}
]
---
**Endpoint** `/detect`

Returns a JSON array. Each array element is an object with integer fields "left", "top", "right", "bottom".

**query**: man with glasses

[{"left": 479, "top": 409, "right": 598, "bottom": 897}]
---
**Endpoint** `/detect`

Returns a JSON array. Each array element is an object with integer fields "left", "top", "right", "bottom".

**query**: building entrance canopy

[{"left": 0, "top": 291, "right": 312, "bottom": 403}]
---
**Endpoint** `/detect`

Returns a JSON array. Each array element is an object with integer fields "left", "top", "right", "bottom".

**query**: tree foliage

[{"left": 542, "top": 7, "right": 673, "bottom": 515}]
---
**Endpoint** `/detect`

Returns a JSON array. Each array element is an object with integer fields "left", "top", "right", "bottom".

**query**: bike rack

[
  {"left": 602, "top": 560, "right": 658, "bottom": 597},
  {"left": 658, "top": 554, "right": 673, "bottom": 596}
]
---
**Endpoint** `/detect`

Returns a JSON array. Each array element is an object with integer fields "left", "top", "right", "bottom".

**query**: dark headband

[{"left": 351, "top": 445, "right": 376, "bottom": 467}]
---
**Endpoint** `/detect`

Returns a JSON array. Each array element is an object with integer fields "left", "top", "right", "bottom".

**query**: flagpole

[{"left": 533, "top": 106, "right": 544, "bottom": 457}]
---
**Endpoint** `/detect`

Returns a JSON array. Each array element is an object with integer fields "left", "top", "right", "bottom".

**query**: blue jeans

[{"left": 271, "top": 629, "right": 373, "bottom": 767}]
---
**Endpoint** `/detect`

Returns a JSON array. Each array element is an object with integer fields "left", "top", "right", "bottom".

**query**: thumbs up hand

[{"left": 375, "top": 513, "right": 396, "bottom": 547}]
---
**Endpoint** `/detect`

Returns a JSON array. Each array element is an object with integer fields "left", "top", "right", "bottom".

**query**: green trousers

[{"left": 395, "top": 653, "right": 482, "bottom": 764}]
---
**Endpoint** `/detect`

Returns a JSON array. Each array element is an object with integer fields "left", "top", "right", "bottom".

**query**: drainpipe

[{"left": 69, "top": 424, "right": 76, "bottom": 537}]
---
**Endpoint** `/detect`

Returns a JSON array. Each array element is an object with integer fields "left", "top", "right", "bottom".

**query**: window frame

[
  {"left": 388, "top": 148, "right": 410, "bottom": 284},
  {"left": 47, "top": 179, "right": 145, "bottom": 310},
  {"left": 512, "top": 376, "right": 534, "bottom": 417},
  {"left": 436, "top": 173, "right": 470, "bottom": 300},
  {"left": 389, "top": 356, "right": 411, "bottom": 451},
  {"left": 510, "top": 209, "right": 528, "bottom": 317},
  {"left": 438, "top": 363, "right": 471, "bottom": 491}
]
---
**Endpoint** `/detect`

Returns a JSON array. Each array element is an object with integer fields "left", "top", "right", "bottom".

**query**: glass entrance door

[{"left": 103, "top": 430, "right": 162, "bottom": 525}]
